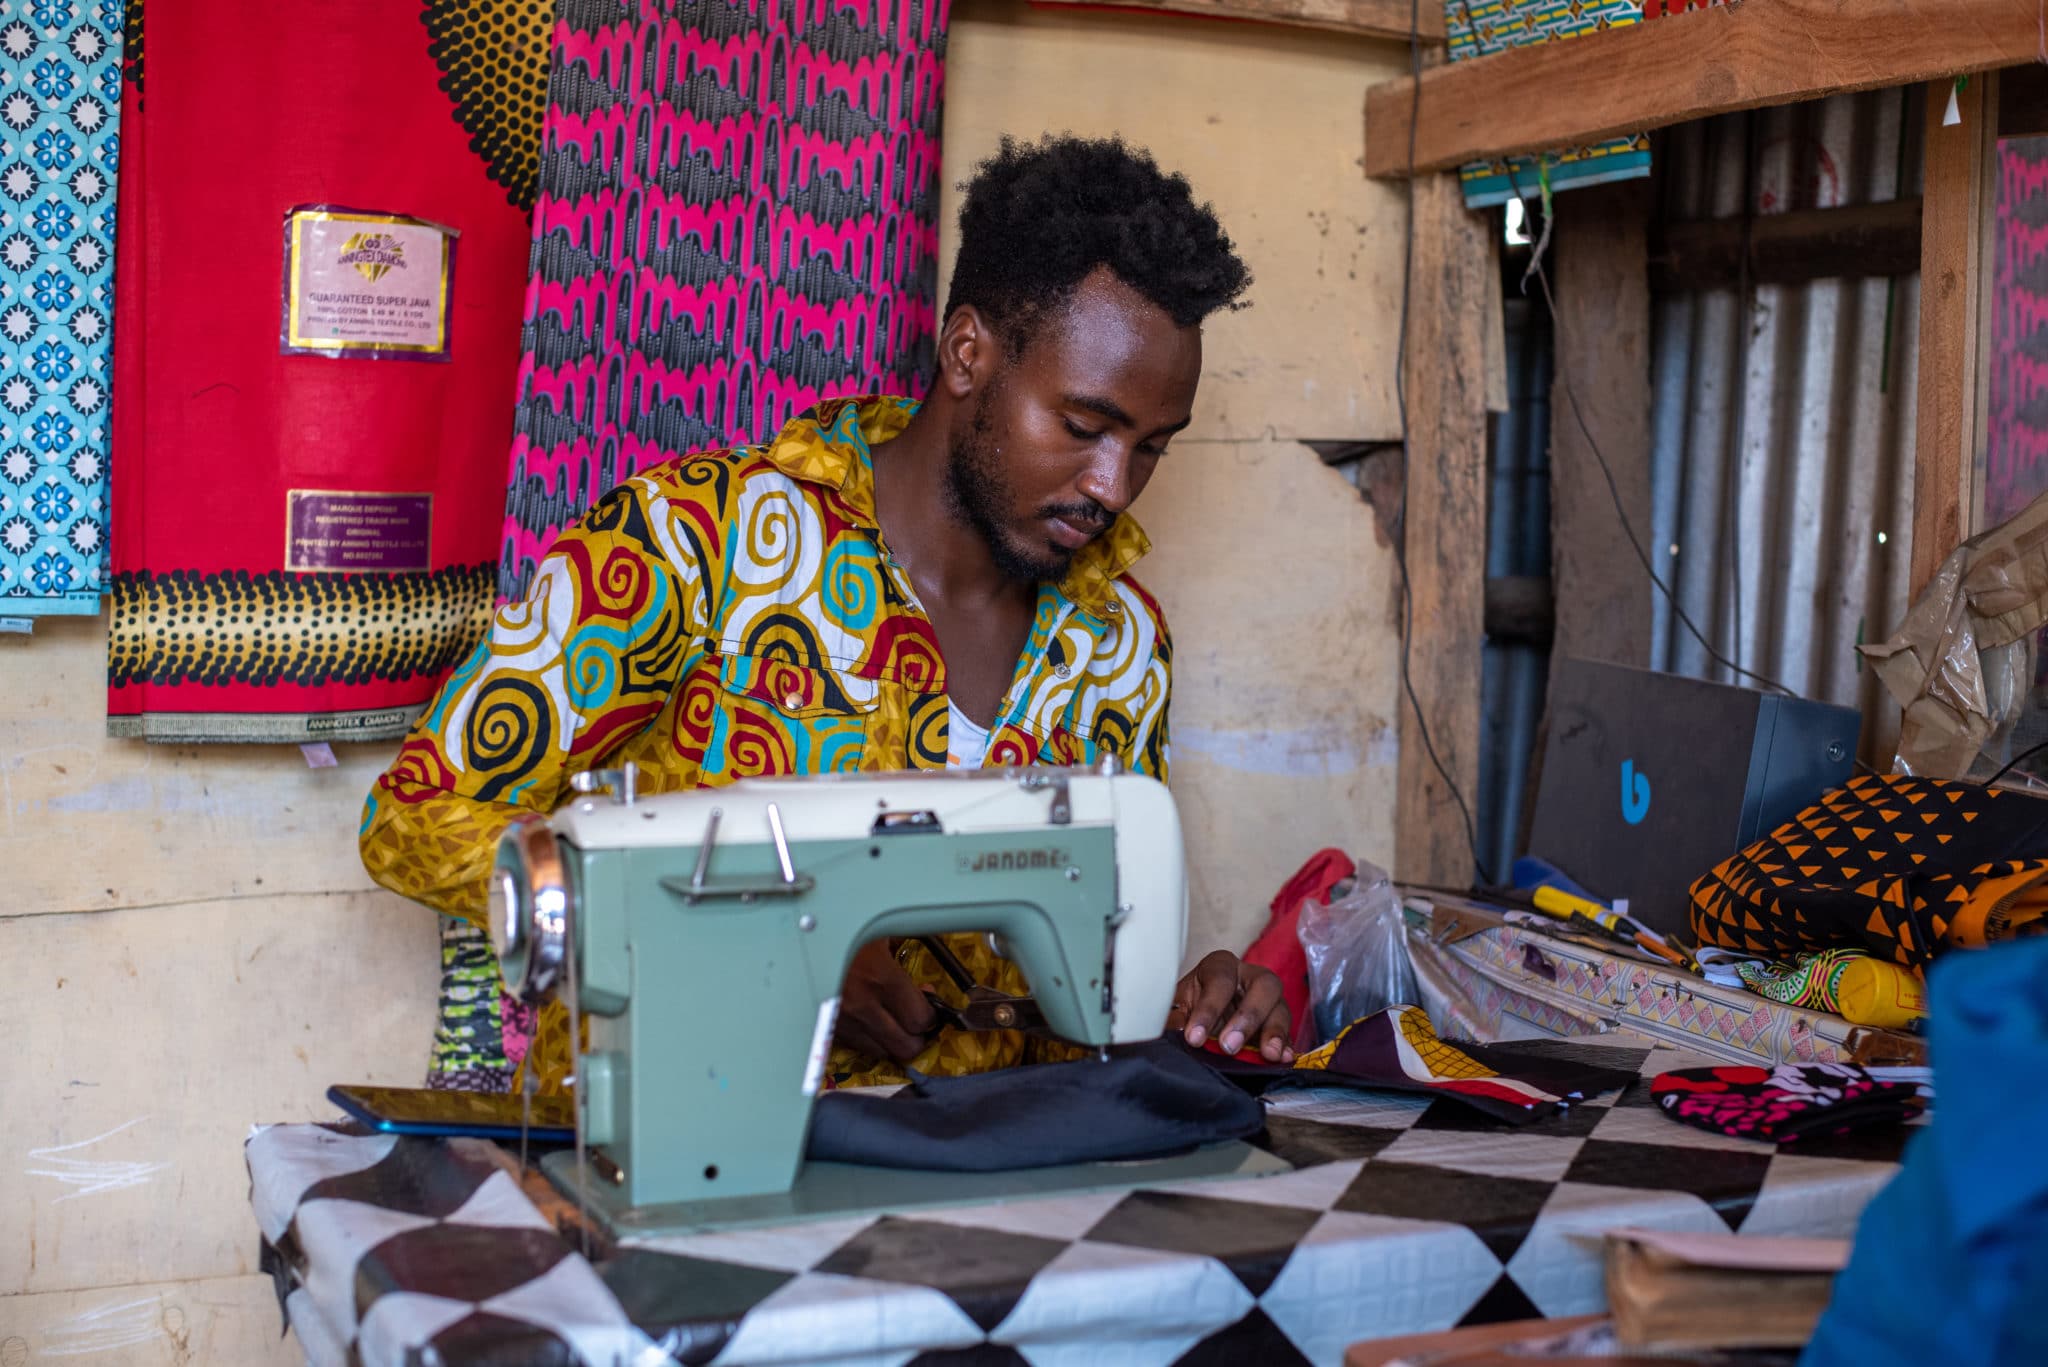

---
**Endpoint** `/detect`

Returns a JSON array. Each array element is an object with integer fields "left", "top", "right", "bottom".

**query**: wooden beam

[
  {"left": 1033, "top": 0, "right": 1445, "bottom": 41},
  {"left": 1365, "top": 0, "right": 2041, "bottom": 179},
  {"left": 1649, "top": 199, "right": 1925, "bottom": 294},
  {"left": 1395, "top": 171, "right": 1490, "bottom": 886},
  {"left": 1551, "top": 178, "right": 1654, "bottom": 671},
  {"left": 1912, "top": 74, "right": 1997, "bottom": 601}
]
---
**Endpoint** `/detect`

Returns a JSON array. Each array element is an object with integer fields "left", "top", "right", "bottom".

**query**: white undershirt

[{"left": 946, "top": 699, "right": 991, "bottom": 770}]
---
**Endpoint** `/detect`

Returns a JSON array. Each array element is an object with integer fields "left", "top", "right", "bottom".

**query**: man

[{"left": 362, "top": 135, "right": 1293, "bottom": 1093}]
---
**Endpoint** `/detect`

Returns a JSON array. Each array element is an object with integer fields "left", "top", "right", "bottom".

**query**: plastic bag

[
  {"left": 1296, "top": 859, "right": 1419, "bottom": 1045},
  {"left": 1862, "top": 486, "right": 2048, "bottom": 778}
]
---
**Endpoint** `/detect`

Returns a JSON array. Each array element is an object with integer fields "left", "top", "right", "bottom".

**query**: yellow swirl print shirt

[{"left": 361, "top": 396, "right": 1173, "bottom": 1092}]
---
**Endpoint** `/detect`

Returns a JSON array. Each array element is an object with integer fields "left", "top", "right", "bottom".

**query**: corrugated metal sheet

[{"left": 1648, "top": 88, "right": 1923, "bottom": 761}]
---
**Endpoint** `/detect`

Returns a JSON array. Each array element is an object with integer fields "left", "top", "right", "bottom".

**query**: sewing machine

[{"left": 488, "top": 763, "right": 1287, "bottom": 1237}]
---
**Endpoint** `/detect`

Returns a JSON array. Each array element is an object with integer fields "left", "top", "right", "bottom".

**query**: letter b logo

[{"left": 1621, "top": 760, "right": 1652, "bottom": 826}]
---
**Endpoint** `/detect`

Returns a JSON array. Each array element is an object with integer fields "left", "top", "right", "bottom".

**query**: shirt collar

[{"left": 762, "top": 395, "right": 1152, "bottom": 617}]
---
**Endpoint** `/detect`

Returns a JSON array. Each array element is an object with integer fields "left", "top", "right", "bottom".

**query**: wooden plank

[
  {"left": 1551, "top": 177, "right": 1655, "bottom": 671},
  {"left": 1912, "top": 74, "right": 1997, "bottom": 600},
  {"left": 1032, "top": 0, "right": 1445, "bottom": 42},
  {"left": 1394, "top": 172, "right": 1491, "bottom": 886},
  {"left": 1, "top": 891, "right": 439, "bottom": 1296},
  {"left": 0, "top": 1275, "right": 301, "bottom": 1365},
  {"left": 1364, "top": 0, "right": 2042, "bottom": 179},
  {"left": 1649, "top": 198, "right": 1925, "bottom": 294},
  {"left": 1348, "top": 1317, "right": 1608, "bottom": 1367}
]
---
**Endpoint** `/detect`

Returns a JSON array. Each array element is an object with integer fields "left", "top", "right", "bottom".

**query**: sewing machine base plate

[{"left": 540, "top": 1142, "right": 1291, "bottom": 1238}]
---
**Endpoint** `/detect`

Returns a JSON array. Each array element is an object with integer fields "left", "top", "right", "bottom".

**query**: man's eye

[
  {"left": 1063, "top": 419, "right": 1103, "bottom": 441},
  {"left": 1139, "top": 443, "right": 1168, "bottom": 459}
]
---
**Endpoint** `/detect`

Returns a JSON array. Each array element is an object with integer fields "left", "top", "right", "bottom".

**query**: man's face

[{"left": 945, "top": 268, "right": 1202, "bottom": 582}]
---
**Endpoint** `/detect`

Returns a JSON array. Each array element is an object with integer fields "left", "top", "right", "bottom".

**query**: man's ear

[{"left": 935, "top": 305, "right": 998, "bottom": 401}]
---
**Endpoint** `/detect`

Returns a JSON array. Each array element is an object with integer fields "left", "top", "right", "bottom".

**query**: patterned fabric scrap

[
  {"left": 1444, "top": 0, "right": 1732, "bottom": 210},
  {"left": 1690, "top": 773, "right": 2048, "bottom": 969},
  {"left": 1200, "top": 1005, "right": 1640, "bottom": 1123},
  {"left": 1736, "top": 949, "right": 1929, "bottom": 1030},
  {"left": 499, "top": 0, "right": 951, "bottom": 601},
  {"left": 0, "top": 1, "right": 123, "bottom": 616},
  {"left": 1653, "top": 1063, "right": 1926, "bottom": 1144},
  {"left": 105, "top": 0, "right": 537, "bottom": 743},
  {"left": 427, "top": 917, "right": 518, "bottom": 1091}
]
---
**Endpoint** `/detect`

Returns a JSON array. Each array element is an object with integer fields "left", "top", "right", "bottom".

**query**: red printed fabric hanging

[
  {"left": 106, "top": 1, "right": 548, "bottom": 742},
  {"left": 497, "top": 0, "right": 950, "bottom": 600}
]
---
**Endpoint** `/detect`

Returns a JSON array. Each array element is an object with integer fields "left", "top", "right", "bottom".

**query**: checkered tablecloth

[{"left": 248, "top": 1041, "right": 1908, "bottom": 1366}]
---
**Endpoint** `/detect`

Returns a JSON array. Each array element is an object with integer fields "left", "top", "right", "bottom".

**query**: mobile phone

[{"left": 327, "top": 1084, "right": 576, "bottom": 1143}]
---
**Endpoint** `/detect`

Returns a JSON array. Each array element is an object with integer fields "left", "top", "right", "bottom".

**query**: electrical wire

[
  {"left": 1984, "top": 736, "right": 2048, "bottom": 788},
  {"left": 1499, "top": 162, "right": 1799, "bottom": 699},
  {"left": 1394, "top": 0, "right": 1494, "bottom": 886}
]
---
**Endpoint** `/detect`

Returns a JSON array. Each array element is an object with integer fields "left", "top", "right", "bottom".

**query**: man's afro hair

[{"left": 944, "top": 134, "right": 1251, "bottom": 351}]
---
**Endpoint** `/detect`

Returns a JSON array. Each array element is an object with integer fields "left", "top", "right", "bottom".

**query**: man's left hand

[{"left": 1165, "top": 951, "right": 1293, "bottom": 1063}]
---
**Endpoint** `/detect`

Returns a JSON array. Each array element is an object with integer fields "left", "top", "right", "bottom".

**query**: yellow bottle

[{"left": 1834, "top": 957, "right": 1929, "bottom": 1029}]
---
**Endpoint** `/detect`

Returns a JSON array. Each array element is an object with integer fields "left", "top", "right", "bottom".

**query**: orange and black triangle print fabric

[{"left": 1688, "top": 773, "right": 2048, "bottom": 970}]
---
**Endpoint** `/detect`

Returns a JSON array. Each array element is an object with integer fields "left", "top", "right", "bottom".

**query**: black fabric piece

[{"left": 808, "top": 1037, "right": 1264, "bottom": 1171}]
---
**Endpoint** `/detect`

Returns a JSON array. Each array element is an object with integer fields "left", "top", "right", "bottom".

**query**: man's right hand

[{"left": 834, "top": 939, "right": 939, "bottom": 1063}]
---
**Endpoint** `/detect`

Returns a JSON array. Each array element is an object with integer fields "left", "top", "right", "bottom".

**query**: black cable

[
  {"left": 1984, "top": 737, "right": 2048, "bottom": 788},
  {"left": 1500, "top": 163, "right": 1798, "bottom": 699},
  {"left": 1393, "top": 0, "right": 1493, "bottom": 886}
]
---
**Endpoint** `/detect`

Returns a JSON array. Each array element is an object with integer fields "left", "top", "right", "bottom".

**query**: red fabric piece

[
  {"left": 1238, "top": 848, "right": 1356, "bottom": 1055},
  {"left": 107, "top": 3, "right": 533, "bottom": 740}
]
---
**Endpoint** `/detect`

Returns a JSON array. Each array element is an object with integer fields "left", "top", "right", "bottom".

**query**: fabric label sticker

[
  {"left": 802, "top": 995, "right": 841, "bottom": 1097},
  {"left": 282, "top": 207, "right": 455, "bottom": 359},
  {"left": 285, "top": 490, "right": 432, "bottom": 573}
]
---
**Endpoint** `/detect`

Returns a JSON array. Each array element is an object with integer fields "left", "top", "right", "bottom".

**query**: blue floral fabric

[{"left": 0, "top": 0, "right": 120, "bottom": 616}]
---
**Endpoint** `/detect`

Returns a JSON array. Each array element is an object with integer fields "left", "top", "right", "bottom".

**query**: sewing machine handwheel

[{"left": 490, "top": 813, "right": 571, "bottom": 1003}]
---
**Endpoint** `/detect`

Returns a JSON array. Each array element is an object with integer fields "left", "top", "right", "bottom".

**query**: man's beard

[{"left": 944, "top": 389, "right": 1109, "bottom": 583}]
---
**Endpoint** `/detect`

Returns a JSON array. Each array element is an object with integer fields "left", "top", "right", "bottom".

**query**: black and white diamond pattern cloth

[{"left": 249, "top": 1042, "right": 1907, "bottom": 1366}]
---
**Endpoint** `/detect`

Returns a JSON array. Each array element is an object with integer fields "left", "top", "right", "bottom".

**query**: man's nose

[{"left": 1076, "top": 448, "right": 1136, "bottom": 516}]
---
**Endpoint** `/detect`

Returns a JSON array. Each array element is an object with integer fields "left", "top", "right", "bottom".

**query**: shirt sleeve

[{"left": 358, "top": 479, "right": 709, "bottom": 923}]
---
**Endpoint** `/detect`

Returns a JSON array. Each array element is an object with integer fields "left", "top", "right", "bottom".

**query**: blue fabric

[
  {"left": 1803, "top": 937, "right": 2048, "bottom": 1367},
  {"left": 0, "top": 0, "right": 121, "bottom": 616}
]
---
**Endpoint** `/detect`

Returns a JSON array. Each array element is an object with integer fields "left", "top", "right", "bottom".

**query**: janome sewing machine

[{"left": 485, "top": 762, "right": 1287, "bottom": 1237}]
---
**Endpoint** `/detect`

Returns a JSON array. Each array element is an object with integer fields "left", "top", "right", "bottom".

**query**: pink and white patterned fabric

[{"left": 496, "top": 0, "right": 950, "bottom": 601}]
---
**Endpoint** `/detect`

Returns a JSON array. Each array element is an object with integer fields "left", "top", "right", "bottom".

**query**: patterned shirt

[{"left": 361, "top": 396, "right": 1173, "bottom": 1091}]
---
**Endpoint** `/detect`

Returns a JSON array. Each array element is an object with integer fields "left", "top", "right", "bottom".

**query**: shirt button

[
  {"left": 1054, "top": 664, "right": 1071, "bottom": 679},
  {"left": 783, "top": 691, "right": 803, "bottom": 710}
]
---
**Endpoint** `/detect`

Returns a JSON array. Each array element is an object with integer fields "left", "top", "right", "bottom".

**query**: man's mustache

[{"left": 1041, "top": 501, "right": 1111, "bottom": 535}]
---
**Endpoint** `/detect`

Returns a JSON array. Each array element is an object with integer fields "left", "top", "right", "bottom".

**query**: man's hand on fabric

[
  {"left": 836, "top": 940, "right": 939, "bottom": 1063},
  {"left": 1166, "top": 950, "right": 1294, "bottom": 1063}
]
